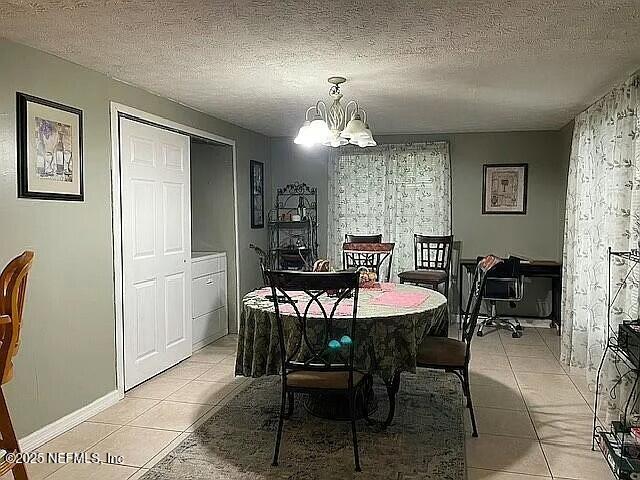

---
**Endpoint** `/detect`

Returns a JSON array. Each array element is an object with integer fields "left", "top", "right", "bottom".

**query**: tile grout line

[
  {"left": 503, "top": 327, "right": 601, "bottom": 479},
  {"left": 469, "top": 466, "right": 553, "bottom": 478},
  {"left": 499, "top": 327, "right": 555, "bottom": 478},
  {"left": 36, "top": 338, "right": 241, "bottom": 480}
]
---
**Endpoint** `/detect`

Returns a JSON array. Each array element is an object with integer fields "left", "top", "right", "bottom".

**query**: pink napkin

[
  {"left": 371, "top": 290, "right": 429, "bottom": 308},
  {"left": 366, "top": 282, "right": 396, "bottom": 292},
  {"left": 256, "top": 287, "right": 272, "bottom": 296}
]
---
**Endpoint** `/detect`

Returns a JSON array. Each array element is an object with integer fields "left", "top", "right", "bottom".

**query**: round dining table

[{"left": 235, "top": 282, "right": 448, "bottom": 425}]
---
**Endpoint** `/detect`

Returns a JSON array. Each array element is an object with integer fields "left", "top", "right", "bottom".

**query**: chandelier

[{"left": 294, "top": 76, "right": 376, "bottom": 148}]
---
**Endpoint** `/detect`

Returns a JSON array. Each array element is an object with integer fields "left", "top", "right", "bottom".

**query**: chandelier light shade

[
  {"left": 341, "top": 112, "right": 367, "bottom": 139},
  {"left": 293, "top": 121, "right": 312, "bottom": 146},
  {"left": 293, "top": 77, "right": 376, "bottom": 148}
]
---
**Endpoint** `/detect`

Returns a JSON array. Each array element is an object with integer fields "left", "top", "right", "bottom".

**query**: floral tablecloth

[{"left": 235, "top": 283, "right": 448, "bottom": 383}]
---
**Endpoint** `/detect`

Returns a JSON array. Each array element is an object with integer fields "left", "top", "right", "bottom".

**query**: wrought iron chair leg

[
  {"left": 272, "top": 387, "right": 287, "bottom": 466},
  {"left": 361, "top": 376, "right": 375, "bottom": 426},
  {"left": 285, "top": 392, "right": 294, "bottom": 419},
  {"left": 382, "top": 372, "right": 401, "bottom": 428},
  {"left": 462, "top": 368, "right": 478, "bottom": 437},
  {"left": 350, "top": 389, "right": 362, "bottom": 472}
]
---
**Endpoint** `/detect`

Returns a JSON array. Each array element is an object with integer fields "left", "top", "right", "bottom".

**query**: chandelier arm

[
  {"left": 360, "top": 108, "right": 367, "bottom": 125},
  {"left": 316, "top": 100, "right": 328, "bottom": 120},
  {"left": 304, "top": 106, "right": 317, "bottom": 121},
  {"left": 344, "top": 100, "right": 359, "bottom": 120}
]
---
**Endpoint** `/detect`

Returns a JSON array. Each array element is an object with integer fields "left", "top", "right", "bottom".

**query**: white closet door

[{"left": 120, "top": 118, "right": 192, "bottom": 390}]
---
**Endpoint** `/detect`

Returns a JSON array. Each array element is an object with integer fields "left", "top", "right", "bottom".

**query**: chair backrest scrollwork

[{"left": 265, "top": 270, "right": 360, "bottom": 381}]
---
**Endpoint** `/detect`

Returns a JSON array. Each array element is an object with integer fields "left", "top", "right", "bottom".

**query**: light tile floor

[
  {"left": 6, "top": 327, "right": 612, "bottom": 479},
  {"left": 465, "top": 325, "right": 611, "bottom": 480},
  {"left": 6, "top": 335, "right": 247, "bottom": 480}
]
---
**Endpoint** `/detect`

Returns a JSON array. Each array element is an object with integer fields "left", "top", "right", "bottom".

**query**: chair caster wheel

[
  {"left": 512, "top": 332, "right": 522, "bottom": 338},
  {"left": 477, "top": 331, "right": 484, "bottom": 337},
  {"left": 515, "top": 324, "right": 523, "bottom": 330}
]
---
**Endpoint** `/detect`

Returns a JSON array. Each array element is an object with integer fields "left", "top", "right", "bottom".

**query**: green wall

[
  {"left": 272, "top": 131, "right": 569, "bottom": 260},
  {"left": 0, "top": 40, "right": 270, "bottom": 437},
  {"left": 270, "top": 130, "right": 570, "bottom": 315}
]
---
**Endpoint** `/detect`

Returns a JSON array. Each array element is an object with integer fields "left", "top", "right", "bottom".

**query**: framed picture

[
  {"left": 16, "top": 92, "right": 84, "bottom": 201},
  {"left": 482, "top": 163, "right": 528, "bottom": 214},
  {"left": 250, "top": 160, "right": 264, "bottom": 228}
]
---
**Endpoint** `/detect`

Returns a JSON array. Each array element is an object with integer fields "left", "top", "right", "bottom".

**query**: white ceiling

[{"left": 1, "top": 0, "right": 639, "bottom": 137}]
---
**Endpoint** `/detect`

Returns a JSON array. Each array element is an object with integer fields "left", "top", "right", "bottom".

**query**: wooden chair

[
  {"left": 342, "top": 241, "right": 395, "bottom": 283},
  {"left": 398, "top": 234, "right": 454, "bottom": 297},
  {"left": 416, "top": 255, "right": 500, "bottom": 437},
  {"left": 0, "top": 251, "right": 35, "bottom": 480},
  {"left": 266, "top": 270, "right": 368, "bottom": 472}
]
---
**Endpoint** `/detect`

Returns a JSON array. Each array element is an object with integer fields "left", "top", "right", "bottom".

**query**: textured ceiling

[{"left": 1, "top": 1, "right": 639, "bottom": 136}]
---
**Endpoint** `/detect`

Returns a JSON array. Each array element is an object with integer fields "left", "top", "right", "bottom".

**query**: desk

[{"left": 458, "top": 258, "right": 562, "bottom": 335}]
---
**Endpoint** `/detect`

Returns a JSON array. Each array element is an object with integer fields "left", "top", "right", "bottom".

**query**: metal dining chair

[
  {"left": 249, "top": 243, "right": 269, "bottom": 286},
  {"left": 265, "top": 270, "right": 369, "bottom": 472},
  {"left": 398, "top": 234, "right": 454, "bottom": 297},
  {"left": 416, "top": 255, "right": 500, "bottom": 437}
]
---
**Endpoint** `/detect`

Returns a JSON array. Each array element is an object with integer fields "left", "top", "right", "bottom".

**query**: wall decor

[
  {"left": 250, "top": 160, "right": 264, "bottom": 228},
  {"left": 16, "top": 92, "right": 84, "bottom": 201},
  {"left": 482, "top": 163, "right": 528, "bottom": 214}
]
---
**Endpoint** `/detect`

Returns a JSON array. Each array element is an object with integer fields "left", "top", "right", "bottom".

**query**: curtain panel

[
  {"left": 327, "top": 142, "right": 452, "bottom": 281},
  {"left": 561, "top": 72, "right": 640, "bottom": 421}
]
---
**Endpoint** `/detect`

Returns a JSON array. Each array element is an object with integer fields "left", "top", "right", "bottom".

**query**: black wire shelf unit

[
  {"left": 592, "top": 248, "right": 640, "bottom": 480},
  {"left": 268, "top": 182, "right": 318, "bottom": 271}
]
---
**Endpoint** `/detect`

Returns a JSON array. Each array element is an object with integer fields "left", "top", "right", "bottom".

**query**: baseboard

[
  {"left": 19, "top": 389, "right": 121, "bottom": 452},
  {"left": 193, "top": 329, "right": 228, "bottom": 351}
]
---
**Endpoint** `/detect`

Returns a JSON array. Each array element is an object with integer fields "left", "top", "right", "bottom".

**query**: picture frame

[
  {"left": 482, "top": 163, "right": 528, "bottom": 214},
  {"left": 16, "top": 92, "right": 84, "bottom": 201},
  {"left": 250, "top": 160, "right": 264, "bottom": 228}
]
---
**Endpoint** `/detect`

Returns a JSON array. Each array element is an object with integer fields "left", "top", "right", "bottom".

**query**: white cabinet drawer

[
  {"left": 192, "top": 272, "right": 225, "bottom": 318},
  {"left": 192, "top": 255, "right": 226, "bottom": 279},
  {"left": 193, "top": 309, "right": 227, "bottom": 345}
]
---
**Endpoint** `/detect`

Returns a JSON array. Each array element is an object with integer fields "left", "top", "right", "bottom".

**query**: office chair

[{"left": 476, "top": 256, "right": 524, "bottom": 338}]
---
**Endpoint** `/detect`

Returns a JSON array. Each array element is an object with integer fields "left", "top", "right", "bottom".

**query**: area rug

[{"left": 141, "top": 370, "right": 465, "bottom": 480}]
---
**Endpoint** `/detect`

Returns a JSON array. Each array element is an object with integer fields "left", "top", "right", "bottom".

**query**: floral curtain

[
  {"left": 561, "top": 72, "right": 640, "bottom": 421},
  {"left": 327, "top": 142, "right": 452, "bottom": 281}
]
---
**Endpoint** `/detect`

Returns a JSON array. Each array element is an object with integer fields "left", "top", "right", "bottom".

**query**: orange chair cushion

[
  {"left": 416, "top": 337, "right": 466, "bottom": 368},
  {"left": 287, "top": 370, "right": 366, "bottom": 390}
]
